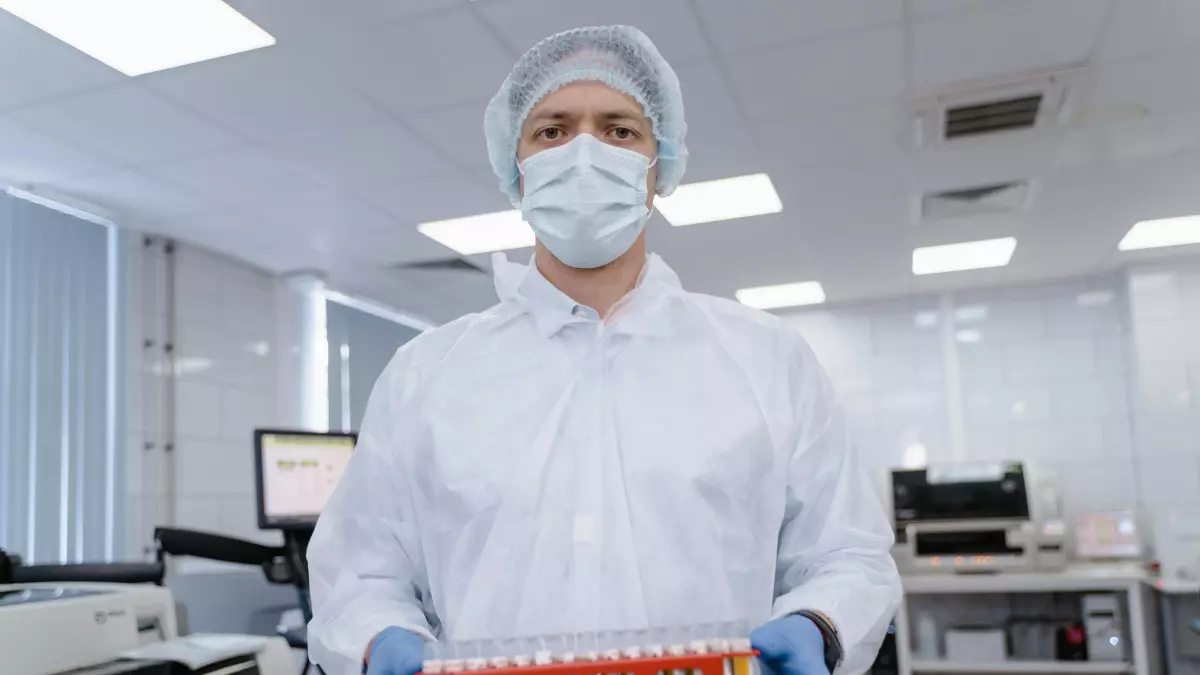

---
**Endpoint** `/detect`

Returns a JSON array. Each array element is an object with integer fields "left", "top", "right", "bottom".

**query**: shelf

[
  {"left": 901, "top": 565, "right": 1149, "bottom": 594},
  {"left": 909, "top": 660, "right": 1134, "bottom": 674}
]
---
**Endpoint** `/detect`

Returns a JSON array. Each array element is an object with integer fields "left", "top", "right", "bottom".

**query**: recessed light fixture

[
  {"left": 912, "top": 237, "right": 1017, "bottom": 275},
  {"left": 1118, "top": 215, "right": 1200, "bottom": 251},
  {"left": 656, "top": 173, "right": 783, "bottom": 227},
  {"left": 0, "top": 0, "right": 275, "bottom": 76},
  {"left": 735, "top": 281, "right": 826, "bottom": 310},
  {"left": 417, "top": 210, "right": 535, "bottom": 256}
]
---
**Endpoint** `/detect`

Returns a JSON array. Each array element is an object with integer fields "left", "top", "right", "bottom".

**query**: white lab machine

[
  {"left": 890, "top": 461, "right": 1066, "bottom": 573},
  {"left": 1082, "top": 594, "right": 1127, "bottom": 662},
  {"left": 1158, "top": 513, "right": 1200, "bottom": 589},
  {"left": 0, "top": 582, "right": 291, "bottom": 675}
]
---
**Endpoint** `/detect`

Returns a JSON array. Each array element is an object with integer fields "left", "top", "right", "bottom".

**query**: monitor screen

[{"left": 255, "top": 430, "right": 356, "bottom": 529}]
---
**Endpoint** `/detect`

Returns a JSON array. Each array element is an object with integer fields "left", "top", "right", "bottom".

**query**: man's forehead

[{"left": 527, "top": 80, "right": 647, "bottom": 120}]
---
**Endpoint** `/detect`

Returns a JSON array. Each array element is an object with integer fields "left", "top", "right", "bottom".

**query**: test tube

[
  {"left": 463, "top": 640, "right": 488, "bottom": 671},
  {"left": 620, "top": 629, "right": 644, "bottom": 660},
  {"left": 443, "top": 640, "right": 466, "bottom": 673},
  {"left": 645, "top": 627, "right": 667, "bottom": 658},
  {"left": 423, "top": 641, "right": 445, "bottom": 674},
  {"left": 508, "top": 636, "right": 531, "bottom": 668},
  {"left": 489, "top": 639, "right": 512, "bottom": 669},
  {"left": 687, "top": 624, "right": 710, "bottom": 655},
  {"left": 729, "top": 621, "right": 754, "bottom": 675},
  {"left": 577, "top": 631, "right": 601, "bottom": 662},
  {"left": 557, "top": 633, "right": 577, "bottom": 663}
]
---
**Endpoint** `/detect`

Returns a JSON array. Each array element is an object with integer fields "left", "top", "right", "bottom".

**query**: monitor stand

[{"left": 281, "top": 527, "right": 315, "bottom": 619}]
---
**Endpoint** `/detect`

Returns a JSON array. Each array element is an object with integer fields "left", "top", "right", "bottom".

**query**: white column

[{"left": 275, "top": 273, "right": 329, "bottom": 432}]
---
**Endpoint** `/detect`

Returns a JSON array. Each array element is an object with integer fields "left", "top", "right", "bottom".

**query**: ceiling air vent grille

[
  {"left": 393, "top": 258, "right": 485, "bottom": 274},
  {"left": 944, "top": 94, "right": 1042, "bottom": 139},
  {"left": 922, "top": 180, "right": 1031, "bottom": 220}
]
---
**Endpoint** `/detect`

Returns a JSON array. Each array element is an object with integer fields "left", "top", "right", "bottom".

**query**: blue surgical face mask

[{"left": 519, "top": 134, "right": 656, "bottom": 269}]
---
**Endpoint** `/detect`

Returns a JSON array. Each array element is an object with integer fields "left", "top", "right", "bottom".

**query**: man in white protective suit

[{"left": 307, "top": 25, "right": 901, "bottom": 675}]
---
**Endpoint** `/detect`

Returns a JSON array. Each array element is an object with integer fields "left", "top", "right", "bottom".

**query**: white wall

[
  {"left": 1126, "top": 261, "right": 1200, "bottom": 536},
  {"left": 126, "top": 241, "right": 285, "bottom": 556},
  {"left": 785, "top": 261, "right": 1200, "bottom": 546}
]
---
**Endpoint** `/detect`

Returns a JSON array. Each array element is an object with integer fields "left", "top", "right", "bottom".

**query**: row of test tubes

[{"left": 423, "top": 622, "right": 756, "bottom": 674}]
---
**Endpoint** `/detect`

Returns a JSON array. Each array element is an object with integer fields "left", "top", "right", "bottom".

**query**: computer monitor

[{"left": 254, "top": 429, "right": 357, "bottom": 530}]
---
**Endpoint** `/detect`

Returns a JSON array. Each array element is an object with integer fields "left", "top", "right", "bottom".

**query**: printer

[
  {"left": 0, "top": 582, "right": 291, "bottom": 675},
  {"left": 890, "top": 461, "right": 1066, "bottom": 573}
]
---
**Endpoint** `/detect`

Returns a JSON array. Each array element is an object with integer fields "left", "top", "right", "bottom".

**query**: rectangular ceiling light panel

[
  {"left": 417, "top": 210, "right": 535, "bottom": 256},
  {"left": 1118, "top": 216, "right": 1200, "bottom": 251},
  {"left": 656, "top": 173, "right": 782, "bottom": 227},
  {"left": 736, "top": 281, "right": 826, "bottom": 310},
  {"left": 912, "top": 237, "right": 1017, "bottom": 275},
  {"left": 0, "top": 0, "right": 275, "bottom": 76}
]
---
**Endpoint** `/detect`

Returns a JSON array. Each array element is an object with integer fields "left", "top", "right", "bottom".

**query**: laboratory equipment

[
  {"left": 890, "top": 461, "right": 1066, "bottom": 573},
  {"left": 944, "top": 627, "right": 1007, "bottom": 661},
  {"left": 914, "top": 613, "right": 939, "bottom": 659},
  {"left": 254, "top": 428, "right": 357, "bottom": 530},
  {"left": 1055, "top": 624, "right": 1088, "bottom": 661},
  {"left": 1072, "top": 511, "right": 1142, "bottom": 560},
  {"left": 0, "top": 581, "right": 292, "bottom": 675},
  {"left": 1082, "top": 594, "right": 1125, "bottom": 662},
  {"left": 1157, "top": 513, "right": 1200, "bottom": 587},
  {"left": 421, "top": 625, "right": 757, "bottom": 675}
]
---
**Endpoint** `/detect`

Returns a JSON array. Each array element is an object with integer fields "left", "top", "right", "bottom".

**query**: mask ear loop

[{"left": 645, "top": 155, "right": 659, "bottom": 218}]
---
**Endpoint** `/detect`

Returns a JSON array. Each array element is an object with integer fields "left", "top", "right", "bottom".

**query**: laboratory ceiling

[{"left": 2, "top": 0, "right": 1199, "bottom": 323}]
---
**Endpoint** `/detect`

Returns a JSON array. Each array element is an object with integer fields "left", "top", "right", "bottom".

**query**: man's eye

[
  {"left": 538, "top": 128, "right": 562, "bottom": 141},
  {"left": 611, "top": 127, "right": 634, "bottom": 140}
]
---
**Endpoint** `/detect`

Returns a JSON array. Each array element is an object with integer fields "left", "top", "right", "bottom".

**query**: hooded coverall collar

[{"left": 490, "top": 252, "right": 682, "bottom": 338}]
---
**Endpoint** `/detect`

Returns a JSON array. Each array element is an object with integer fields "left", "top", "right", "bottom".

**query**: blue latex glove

[
  {"left": 751, "top": 615, "right": 829, "bottom": 675},
  {"left": 366, "top": 627, "right": 424, "bottom": 675}
]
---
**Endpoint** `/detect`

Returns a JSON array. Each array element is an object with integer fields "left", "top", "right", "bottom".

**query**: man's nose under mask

[{"left": 519, "top": 133, "right": 657, "bottom": 269}]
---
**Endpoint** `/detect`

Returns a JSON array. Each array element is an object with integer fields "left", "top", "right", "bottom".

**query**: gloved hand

[
  {"left": 366, "top": 627, "right": 424, "bottom": 675},
  {"left": 751, "top": 615, "right": 829, "bottom": 675}
]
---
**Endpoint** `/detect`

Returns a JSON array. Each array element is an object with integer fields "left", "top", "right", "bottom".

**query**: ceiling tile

[
  {"left": 674, "top": 61, "right": 744, "bottom": 132},
  {"left": 1089, "top": 50, "right": 1200, "bottom": 118},
  {"left": 159, "top": 211, "right": 313, "bottom": 274},
  {"left": 8, "top": 84, "right": 244, "bottom": 165},
  {"left": 141, "top": 46, "right": 392, "bottom": 142},
  {"left": 692, "top": 0, "right": 902, "bottom": 53},
  {"left": 680, "top": 126, "right": 767, "bottom": 184},
  {"left": 1095, "top": 0, "right": 1200, "bottom": 62},
  {"left": 909, "top": 0, "right": 1016, "bottom": 18},
  {"left": 267, "top": 123, "right": 455, "bottom": 188},
  {"left": 316, "top": 10, "right": 514, "bottom": 116},
  {"left": 355, "top": 171, "right": 511, "bottom": 225},
  {"left": 248, "top": 193, "right": 399, "bottom": 237},
  {"left": 0, "top": 116, "right": 113, "bottom": 185},
  {"left": 476, "top": 0, "right": 712, "bottom": 65},
  {"left": 726, "top": 26, "right": 906, "bottom": 116},
  {"left": 911, "top": 0, "right": 1110, "bottom": 90},
  {"left": 405, "top": 102, "right": 495, "bottom": 173},
  {"left": 148, "top": 148, "right": 329, "bottom": 208},
  {"left": 755, "top": 103, "right": 909, "bottom": 173},
  {"left": 0, "top": 11, "right": 123, "bottom": 112},
  {"left": 336, "top": 221, "right": 461, "bottom": 266},
  {"left": 226, "top": 0, "right": 464, "bottom": 40},
  {"left": 50, "top": 170, "right": 218, "bottom": 225}
]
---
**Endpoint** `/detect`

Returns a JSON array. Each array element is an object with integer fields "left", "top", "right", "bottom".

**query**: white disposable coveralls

[{"left": 307, "top": 254, "right": 901, "bottom": 675}]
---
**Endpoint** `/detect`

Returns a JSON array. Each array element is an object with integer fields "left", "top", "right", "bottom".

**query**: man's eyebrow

[
  {"left": 599, "top": 110, "right": 648, "bottom": 124},
  {"left": 526, "top": 109, "right": 575, "bottom": 122}
]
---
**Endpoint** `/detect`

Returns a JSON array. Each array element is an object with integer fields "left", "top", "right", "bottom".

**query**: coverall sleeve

[
  {"left": 307, "top": 347, "right": 434, "bottom": 675},
  {"left": 770, "top": 333, "right": 902, "bottom": 675}
]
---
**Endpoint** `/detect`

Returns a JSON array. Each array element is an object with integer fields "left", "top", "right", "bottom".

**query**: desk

[{"left": 895, "top": 565, "right": 1161, "bottom": 675}]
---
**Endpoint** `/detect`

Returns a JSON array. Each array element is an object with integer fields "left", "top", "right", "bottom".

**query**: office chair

[
  {"left": 0, "top": 546, "right": 164, "bottom": 585},
  {"left": 154, "top": 527, "right": 319, "bottom": 675}
]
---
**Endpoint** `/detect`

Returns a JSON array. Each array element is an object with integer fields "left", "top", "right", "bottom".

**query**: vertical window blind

[{"left": 0, "top": 190, "right": 123, "bottom": 564}]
